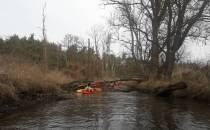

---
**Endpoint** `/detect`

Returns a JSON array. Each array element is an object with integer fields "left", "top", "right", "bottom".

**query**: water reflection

[{"left": 1, "top": 92, "right": 210, "bottom": 130}]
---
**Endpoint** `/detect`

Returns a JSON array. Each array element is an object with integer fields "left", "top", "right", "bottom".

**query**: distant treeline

[{"left": 0, "top": 34, "right": 143, "bottom": 79}]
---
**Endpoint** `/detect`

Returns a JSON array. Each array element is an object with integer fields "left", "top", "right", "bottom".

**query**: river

[{"left": 1, "top": 92, "right": 210, "bottom": 130}]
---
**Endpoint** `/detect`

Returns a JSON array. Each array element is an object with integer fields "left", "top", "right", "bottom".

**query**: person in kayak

[
  {"left": 85, "top": 83, "right": 92, "bottom": 91},
  {"left": 112, "top": 81, "right": 119, "bottom": 88}
]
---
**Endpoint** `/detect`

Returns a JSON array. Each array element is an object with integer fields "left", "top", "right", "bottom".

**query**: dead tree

[{"left": 42, "top": 2, "right": 48, "bottom": 71}]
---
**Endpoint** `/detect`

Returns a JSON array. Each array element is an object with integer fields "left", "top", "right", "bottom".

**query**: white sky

[
  {"left": 0, "top": 0, "right": 109, "bottom": 41},
  {"left": 0, "top": 0, "right": 209, "bottom": 61},
  {"left": 186, "top": 42, "right": 210, "bottom": 62}
]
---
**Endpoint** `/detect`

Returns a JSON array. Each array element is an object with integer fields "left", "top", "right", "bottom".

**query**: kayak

[
  {"left": 76, "top": 88, "right": 102, "bottom": 94},
  {"left": 82, "top": 89, "right": 96, "bottom": 95},
  {"left": 76, "top": 89, "right": 83, "bottom": 93}
]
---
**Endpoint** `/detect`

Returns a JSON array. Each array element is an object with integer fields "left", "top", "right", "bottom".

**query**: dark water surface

[{"left": 1, "top": 92, "right": 210, "bottom": 130}]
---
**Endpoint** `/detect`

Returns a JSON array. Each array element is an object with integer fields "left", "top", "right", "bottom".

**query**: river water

[{"left": 1, "top": 92, "right": 210, "bottom": 130}]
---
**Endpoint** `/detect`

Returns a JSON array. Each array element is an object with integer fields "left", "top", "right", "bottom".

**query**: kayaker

[
  {"left": 113, "top": 81, "right": 121, "bottom": 89},
  {"left": 85, "top": 83, "right": 92, "bottom": 90}
]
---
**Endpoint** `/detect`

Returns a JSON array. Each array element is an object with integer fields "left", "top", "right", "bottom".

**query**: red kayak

[{"left": 82, "top": 88, "right": 96, "bottom": 95}]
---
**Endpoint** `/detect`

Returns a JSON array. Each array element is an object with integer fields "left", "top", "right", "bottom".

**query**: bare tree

[
  {"left": 102, "top": 31, "right": 112, "bottom": 73},
  {"left": 42, "top": 2, "right": 48, "bottom": 71},
  {"left": 107, "top": 0, "right": 152, "bottom": 73},
  {"left": 89, "top": 25, "right": 104, "bottom": 56},
  {"left": 158, "top": 0, "right": 210, "bottom": 79},
  {"left": 89, "top": 25, "right": 104, "bottom": 77},
  {"left": 106, "top": 0, "right": 160, "bottom": 76},
  {"left": 106, "top": 0, "right": 210, "bottom": 79}
]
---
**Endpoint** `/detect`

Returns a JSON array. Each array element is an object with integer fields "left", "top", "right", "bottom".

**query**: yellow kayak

[
  {"left": 76, "top": 89, "right": 83, "bottom": 93},
  {"left": 76, "top": 88, "right": 102, "bottom": 93}
]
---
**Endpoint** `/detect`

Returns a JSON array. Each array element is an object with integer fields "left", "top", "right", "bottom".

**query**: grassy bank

[
  {"left": 0, "top": 55, "right": 73, "bottom": 110},
  {"left": 133, "top": 64, "right": 210, "bottom": 100}
]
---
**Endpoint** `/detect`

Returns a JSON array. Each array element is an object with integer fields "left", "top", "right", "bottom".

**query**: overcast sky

[
  {"left": 0, "top": 0, "right": 109, "bottom": 41},
  {"left": 0, "top": 0, "right": 209, "bottom": 61}
]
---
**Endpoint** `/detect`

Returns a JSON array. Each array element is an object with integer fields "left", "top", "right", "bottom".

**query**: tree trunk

[
  {"left": 150, "top": 17, "right": 160, "bottom": 80},
  {"left": 161, "top": 51, "right": 175, "bottom": 80},
  {"left": 150, "top": 44, "right": 159, "bottom": 79}
]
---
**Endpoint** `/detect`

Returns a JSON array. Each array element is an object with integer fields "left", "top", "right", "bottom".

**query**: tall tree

[
  {"left": 158, "top": 0, "right": 210, "bottom": 79},
  {"left": 106, "top": 0, "right": 210, "bottom": 79}
]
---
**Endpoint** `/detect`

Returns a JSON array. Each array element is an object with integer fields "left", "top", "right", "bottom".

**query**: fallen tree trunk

[
  {"left": 106, "top": 77, "right": 147, "bottom": 84},
  {"left": 155, "top": 82, "right": 187, "bottom": 97},
  {"left": 62, "top": 77, "right": 148, "bottom": 92}
]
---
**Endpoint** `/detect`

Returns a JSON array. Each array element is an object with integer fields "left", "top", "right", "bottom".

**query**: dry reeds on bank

[{"left": 0, "top": 55, "right": 72, "bottom": 104}]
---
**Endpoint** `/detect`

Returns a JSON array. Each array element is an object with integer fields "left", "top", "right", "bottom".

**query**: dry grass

[
  {"left": 172, "top": 65, "right": 210, "bottom": 99},
  {"left": 0, "top": 55, "right": 73, "bottom": 103},
  {"left": 173, "top": 65, "right": 208, "bottom": 84},
  {"left": 137, "top": 64, "right": 210, "bottom": 100}
]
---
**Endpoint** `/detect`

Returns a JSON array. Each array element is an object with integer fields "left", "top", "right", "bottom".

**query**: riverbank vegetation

[
  {"left": 0, "top": 55, "right": 70, "bottom": 105},
  {"left": 128, "top": 63, "right": 210, "bottom": 100}
]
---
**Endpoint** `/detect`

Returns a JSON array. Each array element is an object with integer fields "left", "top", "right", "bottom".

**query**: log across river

[{"left": 1, "top": 92, "right": 210, "bottom": 130}]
